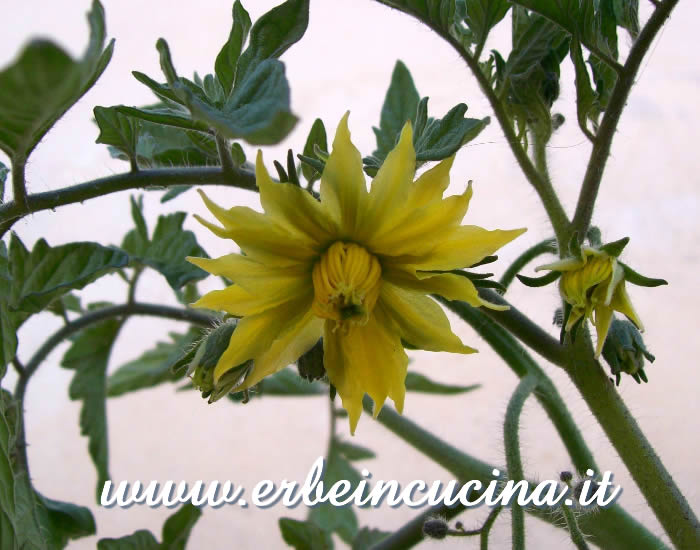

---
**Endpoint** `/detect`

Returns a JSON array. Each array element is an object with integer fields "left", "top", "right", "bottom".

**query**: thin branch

[
  {"left": 561, "top": 504, "right": 591, "bottom": 550},
  {"left": 444, "top": 290, "right": 568, "bottom": 367},
  {"left": 11, "top": 358, "right": 26, "bottom": 377},
  {"left": 499, "top": 238, "right": 557, "bottom": 292},
  {"left": 12, "top": 155, "right": 28, "bottom": 213},
  {"left": 365, "top": 396, "right": 666, "bottom": 550},
  {"left": 504, "top": 375, "right": 538, "bottom": 550},
  {"left": 0, "top": 165, "right": 257, "bottom": 236},
  {"left": 570, "top": 0, "right": 679, "bottom": 239},
  {"left": 215, "top": 134, "right": 236, "bottom": 175}
]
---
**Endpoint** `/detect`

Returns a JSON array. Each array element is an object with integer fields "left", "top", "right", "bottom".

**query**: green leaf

[
  {"left": 570, "top": 37, "right": 597, "bottom": 135},
  {"left": 180, "top": 58, "right": 298, "bottom": 145},
  {"left": 107, "top": 329, "right": 203, "bottom": 397},
  {"left": 121, "top": 205, "right": 209, "bottom": 291},
  {"left": 132, "top": 71, "right": 183, "bottom": 105},
  {"left": 160, "top": 186, "right": 193, "bottom": 203},
  {"left": 453, "top": 0, "right": 510, "bottom": 48},
  {"left": 61, "top": 318, "right": 121, "bottom": 501},
  {"left": 129, "top": 196, "right": 148, "bottom": 244},
  {"left": 160, "top": 504, "right": 202, "bottom": 550},
  {"left": 405, "top": 372, "right": 481, "bottom": 395},
  {"left": 215, "top": 0, "right": 252, "bottom": 96},
  {"left": 0, "top": 161, "right": 8, "bottom": 202},
  {"left": 414, "top": 102, "right": 488, "bottom": 162},
  {"left": 351, "top": 527, "right": 391, "bottom": 549},
  {"left": 114, "top": 105, "right": 210, "bottom": 133},
  {"left": 8, "top": 233, "right": 129, "bottom": 315},
  {"left": 301, "top": 119, "right": 328, "bottom": 183},
  {"left": 0, "top": 243, "right": 21, "bottom": 377},
  {"left": 279, "top": 518, "right": 333, "bottom": 550},
  {"left": 94, "top": 106, "right": 139, "bottom": 166},
  {"left": 97, "top": 530, "right": 159, "bottom": 550},
  {"left": 39, "top": 493, "right": 96, "bottom": 547},
  {"left": 379, "top": 0, "right": 455, "bottom": 35},
  {"left": 372, "top": 60, "right": 420, "bottom": 161},
  {"left": 613, "top": 0, "right": 639, "bottom": 39},
  {"left": 0, "top": 0, "right": 114, "bottom": 160},
  {"left": 309, "top": 443, "right": 360, "bottom": 543},
  {"left": 235, "top": 0, "right": 310, "bottom": 86},
  {"left": 335, "top": 440, "right": 376, "bottom": 461},
  {"left": 0, "top": 390, "right": 53, "bottom": 550}
]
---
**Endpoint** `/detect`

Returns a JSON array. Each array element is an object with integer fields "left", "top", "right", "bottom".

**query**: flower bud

[
  {"left": 601, "top": 319, "right": 654, "bottom": 385},
  {"left": 186, "top": 320, "right": 252, "bottom": 403},
  {"left": 297, "top": 339, "right": 325, "bottom": 382},
  {"left": 423, "top": 518, "right": 449, "bottom": 540}
]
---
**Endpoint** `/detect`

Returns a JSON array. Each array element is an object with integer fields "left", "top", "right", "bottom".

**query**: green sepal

[
  {"left": 619, "top": 262, "right": 668, "bottom": 287},
  {"left": 516, "top": 270, "right": 561, "bottom": 287},
  {"left": 301, "top": 119, "right": 328, "bottom": 183},
  {"left": 599, "top": 236, "right": 629, "bottom": 257}
]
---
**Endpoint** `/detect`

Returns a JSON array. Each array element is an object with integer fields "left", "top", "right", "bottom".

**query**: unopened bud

[
  {"left": 601, "top": 319, "right": 655, "bottom": 386},
  {"left": 423, "top": 518, "right": 449, "bottom": 540}
]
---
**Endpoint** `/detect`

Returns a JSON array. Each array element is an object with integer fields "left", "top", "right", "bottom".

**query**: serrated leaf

[
  {"left": 0, "top": 0, "right": 114, "bottom": 161},
  {"left": 405, "top": 372, "right": 481, "bottom": 395},
  {"left": 94, "top": 106, "right": 139, "bottom": 165},
  {"left": 215, "top": 0, "right": 252, "bottom": 96},
  {"left": 301, "top": 119, "right": 327, "bottom": 183},
  {"left": 309, "top": 443, "right": 360, "bottom": 543},
  {"left": 0, "top": 390, "right": 54, "bottom": 550},
  {"left": 180, "top": 58, "right": 298, "bottom": 145},
  {"left": 335, "top": 440, "right": 376, "bottom": 461},
  {"left": 351, "top": 527, "right": 391, "bottom": 549},
  {"left": 235, "top": 0, "right": 310, "bottom": 87},
  {"left": 8, "top": 233, "right": 129, "bottom": 315},
  {"left": 160, "top": 186, "right": 193, "bottom": 203},
  {"left": 372, "top": 60, "right": 419, "bottom": 161},
  {"left": 132, "top": 71, "right": 183, "bottom": 105},
  {"left": 160, "top": 504, "right": 201, "bottom": 550},
  {"left": 61, "top": 318, "right": 121, "bottom": 501},
  {"left": 453, "top": 0, "right": 510, "bottom": 48},
  {"left": 414, "top": 103, "right": 488, "bottom": 162},
  {"left": 107, "top": 329, "right": 202, "bottom": 397},
  {"left": 379, "top": 0, "right": 455, "bottom": 35},
  {"left": 570, "top": 37, "right": 597, "bottom": 135},
  {"left": 279, "top": 518, "right": 333, "bottom": 550},
  {"left": 613, "top": 0, "right": 639, "bottom": 39},
  {"left": 121, "top": 206, "right": 209, "bottom": 291},
  {"left": 97, "top": 530, "right": 159, "bottom": 550}
]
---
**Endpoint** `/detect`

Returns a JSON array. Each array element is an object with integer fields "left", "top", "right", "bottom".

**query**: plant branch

[
  {"left": 499, "top": 238, "right": 557, "bottom": 292},
  {"left": 0, "top": 165, "right": 257, "bottom": 236},
  {"left": 569, "top": 0, "right": 679, "bottom": 239},
  {"left": 566, "top": 336, "right": 700, "bottom": 549},
  {"left": 365, "top": 397, "right": 666, "bottom": 550},
  {"left": 12, "top": 155, "right": 28, "bottom": 213},
  {"left": 12, "top": 301, "right": 214, "bottom": 474},
  {"left": 504, "top": 375, "right": 538, "bottom": 550},
  {"left": 442, "top": 299, "right": 597, "bottom": 474},
  {"left": 215, "top": 135, "right": 236, "bottom": 175},
  {"left": 561, "top": 503, "right": 591, "bottom": 550},
  {"left": 372, "top": 0, "right": 570, "bottom": 245},
  {"left": 443, "top": 290, "right": 567, "bottom": 367}
]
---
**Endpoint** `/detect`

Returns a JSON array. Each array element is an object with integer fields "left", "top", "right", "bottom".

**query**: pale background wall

[{"left": 1, "top": 0, "right": 699, "bottom": 548}]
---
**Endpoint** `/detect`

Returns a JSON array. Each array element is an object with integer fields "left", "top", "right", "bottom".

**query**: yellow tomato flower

[
  {"left": 187, "top": 113, "right": 525, "bottom": 432},
  {"left": 536, "top": 247, "right": 643, "bottom": 358}
]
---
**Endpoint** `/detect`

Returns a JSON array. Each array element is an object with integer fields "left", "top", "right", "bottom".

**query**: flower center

[
  {"left": 312, "top": 242, "right": 381, "bottom": 328},
  {"left": 560, "top": 255, "right": 613, "bottom": 308}
]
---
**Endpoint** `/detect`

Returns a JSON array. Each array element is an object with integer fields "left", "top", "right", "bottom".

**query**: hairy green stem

[
  {"left": 561, "top": 503, "right": 591, "bottom": 550},
  {"left": 499, "top": 238, "right": 557, "bottom": 292},
  {"left": 462, "top": 289, "right": 567, "bottom": 367},
  {"left": 11, "top": 155, "right": 28, "bottom": 213},
  {"left": 0, "top": 166, "right": 257, "bottom": 236},
  {"left": 215, "top": 135, "right": 236, "bottom": 175},
  {"left": 504, "top": 375, "right": 538, "bottom": 550},
  {"left": 373, "top": 0, "right": 570, "bottom": 245},
  {"left": 569, "top": 0, "right": 680, "bottom": 240},
  {"left": 566, "top": 337, "right": 700, "bottom": 549},
  {"left": 365, "top": 398, "right": 666, "bottom": 550},
  {"left": 12, "top": 302, "right": 214, "bottom": 473},
  {"left": 442, "top": 298, "right": 597, "bottom": 474}
]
